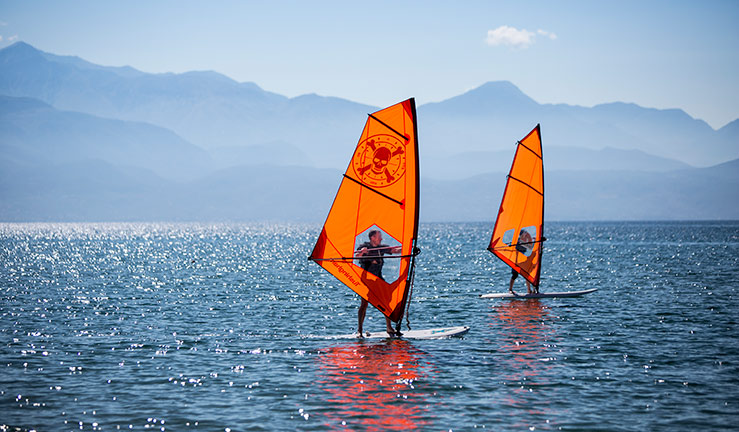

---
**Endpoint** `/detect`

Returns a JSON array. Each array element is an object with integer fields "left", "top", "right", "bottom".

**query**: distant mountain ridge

[
  {"left": 421, "top": 81, "right": 540, "bottom": 116},
  {"left": 1, "top": 41, "right": 736, "bottom": 169},
  {"left": 0, "top": 42, "right": 374, "bottom": 169},
  {"left": 418, "top": 82, "right": 735, "bottom": 166},
  {"left": 0, "top": 95, "right": 212, "bottom": 181},
  {"left": 0, "top": 93, "right": 702, "bottom": 181},
  {"left": 2, "top": 155, "right": 737, "bottom": 222},
  {"left": 425, "top": 146, "right": 691, "bottom": 180},
  {"left": 0, "top": 42, "right": 737, "bottom": 222}
]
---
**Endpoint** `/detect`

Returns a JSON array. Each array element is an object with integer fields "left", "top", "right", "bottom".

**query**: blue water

[{"left": 1, "top": 222, "right": 737, "bottom": 431}]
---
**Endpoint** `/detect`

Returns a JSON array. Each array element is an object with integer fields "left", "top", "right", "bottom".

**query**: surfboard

[
  {"left": 329, "top": 326, "right": 470, "bottom": 340},
  {"left": 481, "top": 288, "right": 597, "bottom": 299}
]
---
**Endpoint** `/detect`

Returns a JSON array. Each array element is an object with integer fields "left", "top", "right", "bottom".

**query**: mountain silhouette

[{"left": 0, "top": 42, "right": 737, "bottom": 221}]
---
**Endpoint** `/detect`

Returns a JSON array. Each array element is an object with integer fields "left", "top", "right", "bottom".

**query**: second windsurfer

[{"left": 508, "top": 229, "right": 543, "bottom": 294}]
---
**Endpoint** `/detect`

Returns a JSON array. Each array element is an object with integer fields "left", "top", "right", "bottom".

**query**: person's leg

[
  {"left": 358, "top": 298, "right": 368, "bottom": 336},
  {"left": 385, "top": 317, "right": 403, "bottom": 336}
]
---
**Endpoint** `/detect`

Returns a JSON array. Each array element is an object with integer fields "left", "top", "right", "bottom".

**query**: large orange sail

[
  {"left": 309, "top": 99, "right": 419, "bottom": 323},
  {"left": 488, "top": 124, "right": 545, "bottom": 287}
]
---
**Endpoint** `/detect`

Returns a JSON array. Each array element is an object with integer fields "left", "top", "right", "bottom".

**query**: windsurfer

[
  {"left": 355, "top": 230, "right": 401, "bottom": 336},
  {"left": 509, "top": 229, "right": 538, "bottom": 294}
]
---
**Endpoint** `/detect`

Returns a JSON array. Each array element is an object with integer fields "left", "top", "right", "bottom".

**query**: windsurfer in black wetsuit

[{"left": 354, "top": 229, "right": 401, "bottom": 337}]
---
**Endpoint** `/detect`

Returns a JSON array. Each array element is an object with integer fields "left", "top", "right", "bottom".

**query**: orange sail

[
  {"left": 309, "top": 99, "right": 419, "bottom": 323},
  {"left": 488, "top": 124, "right": 545, "bottom": 287}
]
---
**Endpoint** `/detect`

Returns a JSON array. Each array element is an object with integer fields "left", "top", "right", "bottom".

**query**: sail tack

[
  {"left": 310, "top": 99, "right": 419, "bottom": 323},
  {"left": 488, "top": 124, "right": 545, "bottom": 287}
]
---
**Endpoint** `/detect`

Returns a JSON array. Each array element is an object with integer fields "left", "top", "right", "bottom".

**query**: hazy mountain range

[{"left": 0, "top": 42, "right": 737, "bottom": 221}]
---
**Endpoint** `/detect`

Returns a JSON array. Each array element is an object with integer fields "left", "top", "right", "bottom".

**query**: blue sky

[{"left": 1, "top": 0, "right": 737, "bottom": 128}]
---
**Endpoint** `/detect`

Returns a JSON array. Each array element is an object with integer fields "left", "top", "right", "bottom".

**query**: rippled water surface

[{"left": 1, "top": 222, "right": 737, "bottom": 431}]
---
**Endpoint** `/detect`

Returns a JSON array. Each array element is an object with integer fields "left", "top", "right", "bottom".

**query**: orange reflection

[
  {"left": 490, "top": 299, "right": 556, "bottom": 420},
  {"left": 316, "top": 339, "right": 432, "bottom": 430}
]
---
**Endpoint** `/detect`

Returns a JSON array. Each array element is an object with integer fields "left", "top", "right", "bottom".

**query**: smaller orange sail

[
  {"left": 488, "top": 124, "right": 545, "bottom": 287},
  {"left": 309, "top": 99, "right": 419, "bottom": 324}
]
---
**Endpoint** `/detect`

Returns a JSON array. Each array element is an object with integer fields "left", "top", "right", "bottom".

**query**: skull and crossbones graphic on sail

[{"left": 352, "top": 135, "right": 406, "bottom": 188}]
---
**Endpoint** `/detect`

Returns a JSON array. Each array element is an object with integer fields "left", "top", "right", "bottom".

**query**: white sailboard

[
  {"left": 481, "top": 288, "right": 597, "bottom": 299},
  {"left": 329, "top": 326, "right": 470, "bottom": 340}
]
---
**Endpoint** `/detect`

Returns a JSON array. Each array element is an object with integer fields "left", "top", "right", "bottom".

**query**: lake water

[{"left": 1, "top": 221, "right": 737, "bottom": 431}]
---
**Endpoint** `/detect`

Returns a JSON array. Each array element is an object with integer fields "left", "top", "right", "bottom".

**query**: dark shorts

[{"left": 511, "top": 268, "right": 519, "bottom": 280}]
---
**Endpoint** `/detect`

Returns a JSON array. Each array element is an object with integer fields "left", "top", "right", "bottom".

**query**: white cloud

[
  {"left": 537, "top": 29, "right": 557, "bottom": 40},
  {"left": 486, "top": 25, "right": 535, "bottom": 48},
  {"left": 485, "top": 26, "right": 556, "bottom": 48}
]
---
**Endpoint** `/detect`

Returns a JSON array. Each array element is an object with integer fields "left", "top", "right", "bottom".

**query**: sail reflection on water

[
  {"left": 316, "top": 339, "right": 433, "bottom": 430},
  {"left": 490, "top": 299, "right": 561, "bottom": 424}
]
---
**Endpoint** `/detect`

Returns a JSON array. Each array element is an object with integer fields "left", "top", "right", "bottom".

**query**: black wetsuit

[{"left": 356, "top": 242, "right": 393, "bottom": 280}]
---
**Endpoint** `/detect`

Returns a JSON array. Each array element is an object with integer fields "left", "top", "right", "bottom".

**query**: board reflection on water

[{"left": 316, "top": 339, "right": 433, "bottom": 430}]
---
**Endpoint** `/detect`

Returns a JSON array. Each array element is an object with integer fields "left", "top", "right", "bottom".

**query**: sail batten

[
  {"left": 311, "top": 252, "right": 420, "bottom": 262},
  {"left": 342, "top": 174, "right": 404, "bottom": 205},
  {"left": 507, "top": 175, "right": 544, "bottom": 196},
  {"left": 516, "top": 140, "right": 543, "bottom": 160},
  {"left": 310, "top": 98, "right": 419, "bottom": 323},
  {"left": 488, "top": 124, "right": 545, "bottom": 287},
  {"left": 368, "top": 113, "right": 409, "bottom": 141}
]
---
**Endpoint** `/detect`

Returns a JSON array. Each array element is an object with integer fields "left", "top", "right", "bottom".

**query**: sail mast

[{"left": 397, "top": 98, "right": 420, "bottom": 330}]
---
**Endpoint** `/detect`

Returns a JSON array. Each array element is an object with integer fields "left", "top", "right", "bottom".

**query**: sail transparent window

[
  {"left": 516, "top": 226, "right": 537, "bottom": 257},
  {"left": 502, "top": 229, "right": 515, "bottom": 246},
  {"left": 354, "top": 225, "right": 401, "bottom": 283}
]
